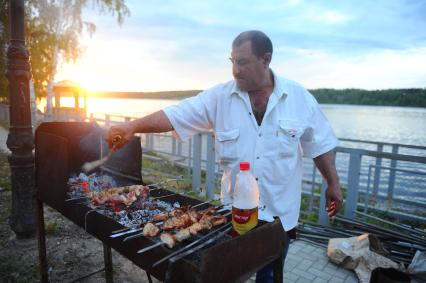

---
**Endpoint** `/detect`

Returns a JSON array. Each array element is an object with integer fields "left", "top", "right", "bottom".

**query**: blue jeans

[{"left": 255, "top": 238, "right": 291, "bottom": 283}]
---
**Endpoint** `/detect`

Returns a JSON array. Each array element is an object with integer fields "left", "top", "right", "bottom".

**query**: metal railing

[{"left": 83, "top": 114, "right": 426, "bottom": 225}]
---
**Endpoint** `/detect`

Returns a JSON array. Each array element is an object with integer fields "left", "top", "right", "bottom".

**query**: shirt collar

[{"left": 230, "top": 69, "right": 289, "bottom": 100}]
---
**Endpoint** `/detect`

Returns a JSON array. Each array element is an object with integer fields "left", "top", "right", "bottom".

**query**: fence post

[
  {"left": 372, "top": 143, "right": 383, "bottom": 200},
  {"left": 345, "top": 150, "right": 362, "bottom": 219},
  {"left": 143, "top": 133, "right": 149, "bottom": 150},
  {"left": 387, "top": 144, "right": 399, "bottom": 207},
  {"left": 172, "top": 136, "right": 177, "bottom": 155},
  {"left": 105, "top": 114, "right": 110, "bottom": 128},
  {"left": 205, "top": 133, "right": 215, "bottom": 199},
  {"left": 177, "top": 139, "right": 182, "bottom": 156},
  {"left": 188, "top": 138, "right": 192, "bottom": 175},
  {"left": 309, "top": 163, "right": 317, "bottom": 214},
  {"left": 124, "top": 116, "right": 131, "bottom": 122},
  {"left": 192, "top": 134, "right": 202, "bottom": 192}
]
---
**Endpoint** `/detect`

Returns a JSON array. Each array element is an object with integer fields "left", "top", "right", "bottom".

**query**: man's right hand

[{"left": 105, "top": 122, "right": 136, "bottom": 151}]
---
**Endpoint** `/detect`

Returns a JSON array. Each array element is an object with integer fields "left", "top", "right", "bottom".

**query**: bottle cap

[{"left": 240, "top": 161, "right": 250, "bottom": 170}]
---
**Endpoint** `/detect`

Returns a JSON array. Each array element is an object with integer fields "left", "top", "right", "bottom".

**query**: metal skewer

[
  {"left": 111, "top": 227, "right": 131, "bottom": 234},
  {"left": 137, "top": 242, "right": 165, "bottom": 254},
  {"left": 192, "top": 198, "right": 220, "bottom": 209},
  {"left": 110, "top": 227, "right": 143, "bottom": 238},
  {"left": 65, "top": 196, "right": 89, "bottom": 202},
  {"left": 146, "top": 176, "right": 184, "bottom": 189},
  {"left": 151, "top": 193, "right": 177, "bottom": 200}
]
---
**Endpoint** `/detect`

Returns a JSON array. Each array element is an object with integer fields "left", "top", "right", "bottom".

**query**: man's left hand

[{"left": 325, "top": 184, "right": 343, "bottom": 218}]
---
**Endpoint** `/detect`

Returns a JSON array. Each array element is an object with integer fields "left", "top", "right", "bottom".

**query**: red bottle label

[{"left": 232, "top": 207, "right": 258, "bottom": 235}]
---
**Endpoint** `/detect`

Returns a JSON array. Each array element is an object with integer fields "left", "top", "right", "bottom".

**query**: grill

[{"left": 35, "top": 122, "right": 288, "bottom": 283}]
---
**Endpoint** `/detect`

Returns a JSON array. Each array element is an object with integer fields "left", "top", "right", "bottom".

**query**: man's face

[{"left": 230, "top": 41, "right": 266, "bottom": 92}]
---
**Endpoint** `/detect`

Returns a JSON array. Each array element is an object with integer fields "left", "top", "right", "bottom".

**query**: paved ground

[
  {"left": 282, "top": 240, "right": 358, "bottom": 283},
  {"left": 246, "top": 240, "right": 358, "bottom": 283}
]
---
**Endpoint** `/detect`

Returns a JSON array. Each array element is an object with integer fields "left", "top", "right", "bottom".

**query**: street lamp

[{"left": 6, "top": 0, "right": 36, "bottom": 238}]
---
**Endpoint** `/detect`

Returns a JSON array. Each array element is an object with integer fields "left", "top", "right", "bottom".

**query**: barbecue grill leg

[
  {"left": 103, "top": 243, "right": 114, "bottom": 283},
  {"left": 36, "top": 199, "right": 49, "bottom": 283},
  {"left": 272, "top": 251, "right": 284, "bottom": 283}
]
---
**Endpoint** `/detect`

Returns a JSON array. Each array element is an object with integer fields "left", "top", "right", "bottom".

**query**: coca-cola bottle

[{"left": 232, "top": 161, "right": 259, "bottom": 235}]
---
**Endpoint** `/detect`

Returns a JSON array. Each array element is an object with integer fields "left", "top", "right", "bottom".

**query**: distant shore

[
  {"left": 90, "top": 90, "right": 200, "bottom": 100},
  {"left": 85, "top": 88, "right": 426, "bottom": 108}
]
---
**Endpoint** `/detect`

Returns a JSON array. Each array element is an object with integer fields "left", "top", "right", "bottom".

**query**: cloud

[
  {"left": 58, "top": 0, "right": 426, "bottom": 90},
  {"left": 274, "top": 47, "right": 426, "bottom": 89}
]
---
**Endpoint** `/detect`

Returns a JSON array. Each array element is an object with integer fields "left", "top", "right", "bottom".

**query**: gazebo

[{"left": 52, "top": 80, "right": 87, "bottom": 121}]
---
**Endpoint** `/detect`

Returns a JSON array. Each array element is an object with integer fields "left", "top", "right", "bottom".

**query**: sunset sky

[{"left": 55, "top": 0, "right": 426, "bottom": 92}]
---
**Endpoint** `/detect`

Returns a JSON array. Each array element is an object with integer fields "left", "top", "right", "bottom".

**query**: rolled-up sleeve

[
  {"left": 301, "top": 94, "right": 338, "bottom": 158},
  {"left": 163, "top": 91, "right": 214, "bottom": 141}
]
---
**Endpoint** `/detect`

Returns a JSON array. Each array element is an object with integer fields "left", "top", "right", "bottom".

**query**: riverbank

[{"left": 84, "top": 87, "right": 426, "bottom": 108}]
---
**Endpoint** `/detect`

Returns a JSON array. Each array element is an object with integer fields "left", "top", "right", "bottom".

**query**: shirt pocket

[
  {"left": 215, "top": 128, "right": 239, "bottom": 164},
  {"left": 277, "top": 120, "right": 306, "bottom": 158}
]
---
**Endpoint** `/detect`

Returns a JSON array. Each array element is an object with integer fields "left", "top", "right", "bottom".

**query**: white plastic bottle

[
  {"left": 232, "top": 161, "right": 260, "bottom": 235},
  {"left": 220, "top": 168, "right": 232, "bottom": 209}
]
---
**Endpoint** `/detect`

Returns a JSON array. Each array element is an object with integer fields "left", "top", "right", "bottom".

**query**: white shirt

[{"left": 163, "top": 71, "right": 338, "bottom": 231}]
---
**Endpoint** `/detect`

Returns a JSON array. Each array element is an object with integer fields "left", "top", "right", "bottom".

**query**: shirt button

[
  {"left": 256, "top": 156, "right": 260, "bottom": 159},
  {"left": 255, "top": 177, "right": 259, "bottom": 181},
  {"left": 249, "top": 112, "right": 252, "bottom": 115},
  {"left": 258, "top": 133, "right": 262, "bottom": 137}
]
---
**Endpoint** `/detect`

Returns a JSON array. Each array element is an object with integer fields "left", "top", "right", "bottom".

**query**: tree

[
  {"left": 0, "top": 0, "right": 10, "bottom": 100},
  {"left": 0, "top": 0, "right": 129, "bottom": 108}
]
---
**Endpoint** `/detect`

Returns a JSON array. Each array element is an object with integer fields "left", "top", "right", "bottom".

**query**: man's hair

[{"left": 232, "top": 30, "right": 273, "bottom": 57}]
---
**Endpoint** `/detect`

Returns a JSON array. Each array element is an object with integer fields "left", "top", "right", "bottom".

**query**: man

[{"left": 106, "top": 30, "right": 343, "bottom": 282}]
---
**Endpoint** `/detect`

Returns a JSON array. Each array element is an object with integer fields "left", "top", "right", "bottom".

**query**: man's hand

[
  {"left": 104, "top": 110, "right": 174, "bottom": 151},
  {"left": 325, "top": 184, "right": 343, "bottom": 218},
  {"left": 313, "top": 150, "right": 342, "bottom": 219},
  {"left": 105, "top": 122, "right": 136, "bottom": 151}
]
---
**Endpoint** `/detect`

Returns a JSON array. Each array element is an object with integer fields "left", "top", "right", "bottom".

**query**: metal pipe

[
  {"left": 36, "top": 199, "right": 48, "bottom": 282},
  {"left": 103, "top": 244, "right": 113, "bottom": 283}
]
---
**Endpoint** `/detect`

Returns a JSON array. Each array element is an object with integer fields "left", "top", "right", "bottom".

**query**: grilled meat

[
  {"left": 143, "top": 222, "right": 160, "bottom": 237},
  {"left": 160, "top": 233, "right": 176, "bottom": 248}
]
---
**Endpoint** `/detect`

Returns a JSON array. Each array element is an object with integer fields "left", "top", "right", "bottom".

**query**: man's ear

[{"left": 263, "top": 52, "right": 272, "bottom": 68}]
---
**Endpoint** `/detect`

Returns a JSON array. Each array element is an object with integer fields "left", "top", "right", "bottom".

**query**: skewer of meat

[
  {"left": 136, "top": 212, "right": 229, "bottom": 254},
  {"left": 90, "top": 185, "right": 149, "bottom": 207},
  {"left": 152, "top": 220, "right": 232, "bottom": 268},
  {"left": 136, "top": 228, "right": 191, "bottom": 254}
]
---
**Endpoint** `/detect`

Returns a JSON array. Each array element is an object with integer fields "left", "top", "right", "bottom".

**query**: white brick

[{"left": 292, "top": 268, "right": 316, "bottom": 280}]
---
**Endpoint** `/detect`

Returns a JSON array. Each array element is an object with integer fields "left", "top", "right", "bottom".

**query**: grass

[{"left": 142, "top": 152, "right": 213, "bottom": 200}]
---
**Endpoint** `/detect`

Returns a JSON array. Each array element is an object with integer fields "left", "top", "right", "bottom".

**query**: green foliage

[
  {"left": 0, "top": 0, "right": 130, "bottom": 99},
  {"left": 45, "top": 221, "right": 60, "bottom": 235},
  {"left": 0, "top": 1, "right": 9, "bottom": 99},
  {"left": 310, "top": 88, "right": 426, "bottom": 108}
]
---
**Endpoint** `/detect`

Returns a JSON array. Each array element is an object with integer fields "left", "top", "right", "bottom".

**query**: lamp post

[{"left": 6, "top": 0, "right": 36, "bottom": 238}]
